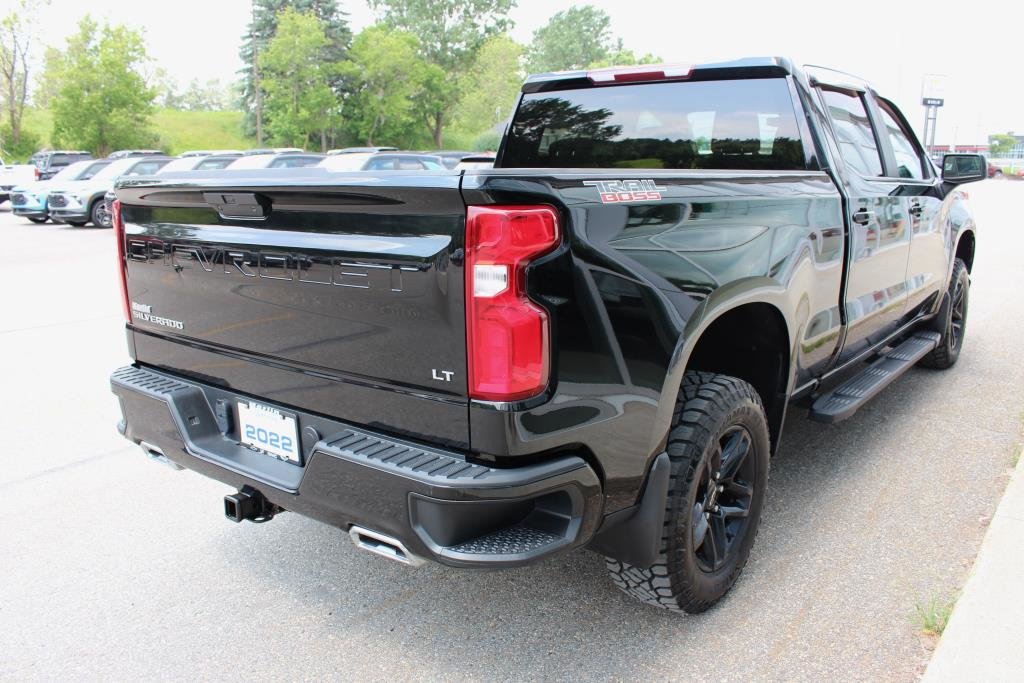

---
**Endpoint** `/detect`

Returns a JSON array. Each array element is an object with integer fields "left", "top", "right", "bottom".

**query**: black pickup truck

[{"left": 109, "top": 58, "right": 983, "bottom": 613}]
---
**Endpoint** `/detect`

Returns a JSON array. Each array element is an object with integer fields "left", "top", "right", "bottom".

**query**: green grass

[
  {"left": 16, "top": 106, "right": 490, "bottom": 157},
  {"left": 151, "top": 109, "right": 255, "bottom": 155},
  {"left": 914, "top": 595, "right": 957, "bottom": 636},
  {"left": 16, "top": 107, "right": 255, "bottom": 157}
]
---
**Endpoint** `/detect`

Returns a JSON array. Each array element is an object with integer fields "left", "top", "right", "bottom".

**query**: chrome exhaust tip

[
  {"left": 348, "top": 526, "right": 426, "bottom": 568},
  {"left": 139, "top": 441, "right": 183, "bottom": 470}
]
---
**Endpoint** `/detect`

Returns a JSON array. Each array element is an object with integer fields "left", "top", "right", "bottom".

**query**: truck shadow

[{"left": 211, "top": 361, "right": 1001, "bottom": 679}]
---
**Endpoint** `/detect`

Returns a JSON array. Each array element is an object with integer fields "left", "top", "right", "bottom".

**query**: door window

[
  {"left": 819, "top": 89, "right": 883, "bottom": 177},
  {"left": 878, "top": 103, "right": 925, "bottom": 180}
]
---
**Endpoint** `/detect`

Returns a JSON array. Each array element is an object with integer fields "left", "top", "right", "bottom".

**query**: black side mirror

[{"left": 942, "top": 154, "right": 987, "bottom": 184}]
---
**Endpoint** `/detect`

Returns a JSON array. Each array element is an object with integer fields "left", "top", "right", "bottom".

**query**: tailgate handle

[{"left": 203, "top": 192, "right": 268, "bottom": 220}]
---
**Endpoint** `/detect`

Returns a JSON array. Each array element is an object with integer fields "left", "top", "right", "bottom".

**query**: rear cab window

[{"left": 500, "top": 78, "right": 807, "bottom": 170}]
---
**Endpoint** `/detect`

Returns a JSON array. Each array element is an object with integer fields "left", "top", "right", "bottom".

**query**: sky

[{"left": 28, "top": 0, "right": 1024, "bottom": 145}]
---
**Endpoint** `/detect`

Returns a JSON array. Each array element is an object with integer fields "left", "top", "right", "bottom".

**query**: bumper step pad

[{"left": 448, "top": 526, "right": 561, "bottom": 555}]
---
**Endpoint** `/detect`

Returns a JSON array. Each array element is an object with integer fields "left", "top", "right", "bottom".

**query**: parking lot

[{"left": 1, "top": 181, "right": 1021, "bottom": 681}]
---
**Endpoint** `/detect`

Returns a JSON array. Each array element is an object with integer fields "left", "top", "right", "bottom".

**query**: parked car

[
  {"left": 178, "top": 150, "right": 242, "bottom": 158},
  {"left": 0, "top": 158, "right": 37, "bottom": 202},
  {"left": 107, "top": 150, "right": 165, "bottom": 159},
  {"left": 327, "top": 146, "right": 398, "bottom": 155},
  {"left": 49, "top": 155, "right": 170, "bottom": 227},
  {"left": 241, "top": 147, "right": 304, "bottom": 156},
  {"left": 157, "top": 154, "right": 242, "bottom": 174},
  {"left": 319, "top": 152, "right": 445, "bottom": 171},
  {"left": 97, "top": 154, "right": 244, "bottom": 226},
  {"left": 10, "top": 158, "right": 111, "bottom": 223},
  {"left": 109, "top": 58, "right": 983, "bottom": 614},
  {"left": 226, "top": 153, "right": 324, "bottom": 169},
  {"left": 454, "top": 154, "right": 496, "bottom": 171},
  {"left": 429, "top": 151, "right": 478, "bottom": 169},
  {"left": 29, "top": 150, "right": 93, "bottom": 181}
]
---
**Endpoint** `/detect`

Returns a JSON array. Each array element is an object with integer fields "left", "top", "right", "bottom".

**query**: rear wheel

[
  {"left": 606, "top": 371, "right": 770, "bottom": 613},
  {"left": 919, "top": 258, "right": 969, "bottom": 369}
]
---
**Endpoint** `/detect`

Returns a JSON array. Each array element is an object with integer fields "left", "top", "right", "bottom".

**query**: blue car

[{"left": 10, "top": 158, "right": 111, "bottom": 223}]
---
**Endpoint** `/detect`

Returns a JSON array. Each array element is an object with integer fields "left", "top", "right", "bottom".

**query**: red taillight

[
  {"left": 112, "top": 199, "right": 130, "bottom": 322},
  {"left": 465, "top": 205, "right": 560, "bottom": 402},
  {"left": 34, "top": 167, "right": 40, "bottom": 180},
  {"left": 586, "top": 63, "right": 692, "bottom": 85}
]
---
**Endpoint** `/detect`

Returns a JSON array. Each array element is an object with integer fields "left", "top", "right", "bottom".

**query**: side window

[
  {"left": 878, "top": 103, "right": 925, "bottom": 180},
  {"left": 819, "top": 89, "right": 883, "bottom": 177},
  {"left": 366, "top": 157, "right": 395, "bottom": 170},
  {"left": 397, "top": 157, "right": 424, "bottom": 170},
  {"left": 132, "top": 162, "right": 161, "bottom": 175}
]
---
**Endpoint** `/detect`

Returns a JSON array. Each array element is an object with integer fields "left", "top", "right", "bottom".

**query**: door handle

[
  {"left": 851, "top": 209, "right": 875, "bottom": 225},
  {"left": 909, "top": 203, "right": 923, "bottom": 217}
]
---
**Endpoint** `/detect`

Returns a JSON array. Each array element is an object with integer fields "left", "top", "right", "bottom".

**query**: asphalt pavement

[{"left": 2, "top": 182, "right": 1022, "bottom": 681}]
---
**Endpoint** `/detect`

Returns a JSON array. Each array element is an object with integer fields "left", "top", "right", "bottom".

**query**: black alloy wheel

[{"left": 691, "top": 425, "right": 756, "bottom": 572}]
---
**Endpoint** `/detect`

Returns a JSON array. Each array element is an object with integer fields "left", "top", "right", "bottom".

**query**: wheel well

[
  {"left": 956, "top": 231, "right": 975, "bottom": 273},
  {"left": 685, "top": 303, "right": 790, "bottom": 449}
]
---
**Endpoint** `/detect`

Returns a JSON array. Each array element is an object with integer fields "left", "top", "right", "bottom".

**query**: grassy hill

[
  {"left": 152, "top": 110, "right": 255, "bottom": 154},
  {"left": 17, "top": 108, "right": 255, "bottom": 158}
]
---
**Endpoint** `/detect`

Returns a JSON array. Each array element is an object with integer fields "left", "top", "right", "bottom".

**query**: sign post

[{"left": 921, "top": 74, "right": 948, "bottom": 154}]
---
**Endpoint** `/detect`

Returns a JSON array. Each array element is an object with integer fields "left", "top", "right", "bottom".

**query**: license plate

[{"left": 237, "top": 400, "right": 301, "bottom": 464}]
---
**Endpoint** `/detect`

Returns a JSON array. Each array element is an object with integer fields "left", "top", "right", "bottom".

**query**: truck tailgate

[{"left": 117, "top": 171, "right": 469, "bottom": 446}]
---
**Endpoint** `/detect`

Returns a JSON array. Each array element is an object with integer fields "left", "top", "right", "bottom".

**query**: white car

[
  {"left": 319, "top": 152, "right": 445, "bottom": 171},
  {"left": 0, "top": 159, "right": 37, "bottom": 202}
]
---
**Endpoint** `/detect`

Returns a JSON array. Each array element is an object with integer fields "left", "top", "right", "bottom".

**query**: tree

[
  {"left": 338, "top": 25, "right": 442, "bottom": 147},
  {"left": 150, "top": 66, "right": 185, "bottom": 109},
  {"left": 0, "top": 0, "right": 44, "bottom": 153},
  {"left": 588, "top": 47, "right": 662, "bottom": 69},
  {"left": 369, "top": 0, "right": 516, "bottom": 147},
  {"left": 239, "top": 0, "right": 351, "bottom": 144},
  {"left": 259, "top": 8, "right": 338, "bottom": 149},
  {"left": 528, "top": 5, "right": 618, "bottom": 73},
  {"left": 182, "top": 78, "right": 234, "bottom": 111},
  {"left": 989, "top": 133, "right": 1017, "bottom": 157},
  {"left": 452, "top": 34, "right": 523, "bottom": 137},
  {"left": 32, "top": 45, "right": 62, "bottom": 109},
  {"left": 49, "top": 17, "right": 157, "bottom": 156}
]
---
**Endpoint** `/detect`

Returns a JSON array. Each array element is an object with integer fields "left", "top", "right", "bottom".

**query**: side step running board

[{"left": 809, "top": 331, "right": 941, "bottom": 424}]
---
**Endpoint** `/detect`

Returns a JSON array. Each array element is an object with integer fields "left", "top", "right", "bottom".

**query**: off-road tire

[
  {"left": 919, "top": 258, "right": 969, "bottom": 369},
  {"left": 606, "top": 371, "right": 770, "bottom": 613}
]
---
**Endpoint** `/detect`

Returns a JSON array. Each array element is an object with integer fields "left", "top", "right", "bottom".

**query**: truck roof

[
  {"left": 522, "top": 56, "right": 800, "bottom": 93},
  {"left": 522, "top": 58, "right": 879, "bottom": 97}
]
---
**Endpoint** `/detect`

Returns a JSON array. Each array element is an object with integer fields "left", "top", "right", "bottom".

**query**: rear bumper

[{"left": 110, "top": 365, "right": 604, "bottom": 568}]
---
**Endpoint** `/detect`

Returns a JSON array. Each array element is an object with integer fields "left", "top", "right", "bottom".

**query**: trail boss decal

[{"left": 582, "top": 179, "right": 668, "bottom": 204}]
